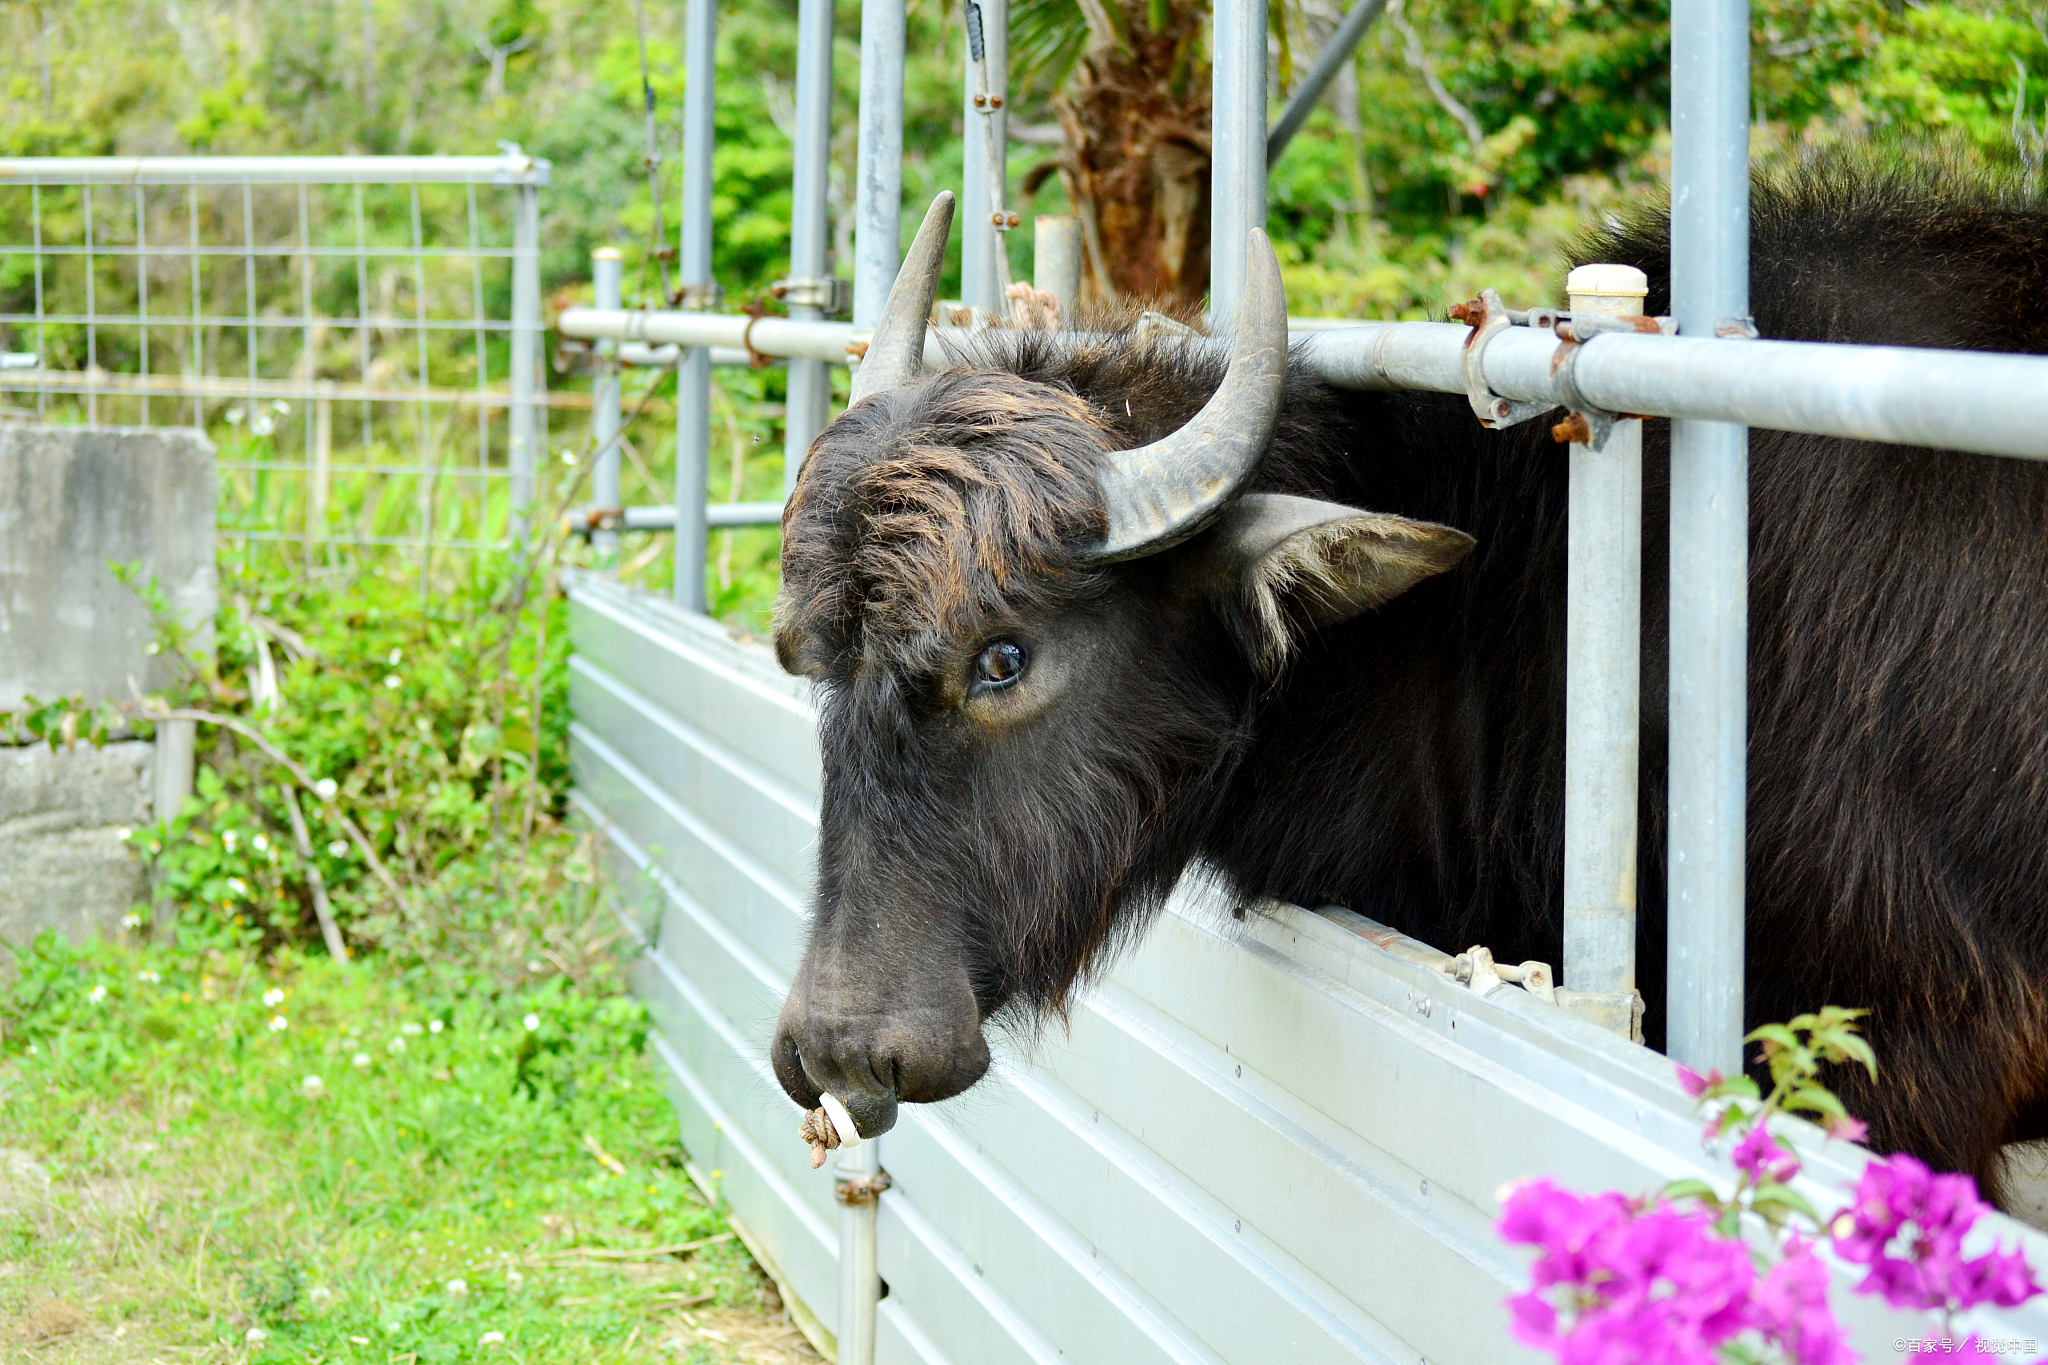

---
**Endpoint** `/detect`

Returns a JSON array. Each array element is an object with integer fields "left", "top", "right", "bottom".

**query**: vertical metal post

[
  {"left": 509, "top": 182, "right": 542, "bottom": 546},
  {"left": 1033, "top": 216, "right": 1082, "bottom": 324},
  {"left": 1210, "top": 0, "right": 1267, "bottom": 330},
  {"left": 673, "top": 0, "right": 717, "bottom": 612},
  {"left": 853, "top": 0, "right": 907, "bottom": 330},
  {"left": 836, "top": 1142, "right": 882, "bottom": 1365},
  {"left": 591, "top": 248, "right": 624, "bottom": 571},
  {"left": 960, "top": 0, "right": 1009, "bottom": 314},
  {"left": 1667, "top": 0, "right": 1751, "bottom": 1075},
  {"left": 784, "top": 0, "right": 835, "bottom": 496},
  {"left": 1562, "top": 264, "right": 1647, "bottom": 1043}
]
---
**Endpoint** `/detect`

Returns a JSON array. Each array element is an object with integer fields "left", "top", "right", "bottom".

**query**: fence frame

[{"left": 0, "top": 150, "right": 551, "bottom": 552}]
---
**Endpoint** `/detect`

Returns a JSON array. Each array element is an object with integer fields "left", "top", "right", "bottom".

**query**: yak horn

[
  {"left": 1087, "top": 230, "right": 1289, "bottom": 562},
  {"left": 849, "top": 192, "right": 954, "bottom": 405}
]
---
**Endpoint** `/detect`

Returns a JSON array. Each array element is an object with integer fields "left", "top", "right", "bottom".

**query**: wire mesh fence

[{"left": 0, "top": 154, "right": 550, "bottom": 558}]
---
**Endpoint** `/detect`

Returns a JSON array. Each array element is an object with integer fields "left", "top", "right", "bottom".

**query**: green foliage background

[
  {"left": 0, "top": 0, "right": 2044, "bottom": 628},
  {"left": 4, "top": 0, "right": 2043, "bottom": 313}
]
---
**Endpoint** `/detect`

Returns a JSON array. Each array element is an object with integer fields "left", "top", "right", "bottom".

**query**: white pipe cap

[{"left": 1565, "top": 263, "right": 1649, "bottom": 299}]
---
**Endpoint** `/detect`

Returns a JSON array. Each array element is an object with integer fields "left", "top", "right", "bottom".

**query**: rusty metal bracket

[
  {"left": 771, "top": 275, "right": 852, "bottom": 316},
  {"left": 1450, "top": 289, "right": 1553, "bottom": 431},
  {"left": 671, "top": 281, "right": 725, "bottom": 312},
  {"left": 834, "top": 1170, "right": 893, "bottom": 1206},
  {"left": 1548, "top": 311, "right": 1674, "bottom": 451}
]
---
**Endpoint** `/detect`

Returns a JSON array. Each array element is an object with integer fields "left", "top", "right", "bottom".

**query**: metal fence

[
  {"left": 545, "top": 0, "right": 2048, "bottom": 1354},
  {"left": 565, "top": 572, "right": 2048, "bottom": 1365},
  {"left": 0, "top": 153, "right": 550, "bottom": 553}
]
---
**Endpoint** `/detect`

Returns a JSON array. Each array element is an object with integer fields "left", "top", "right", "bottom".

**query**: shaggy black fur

[{"left": 774, "top": 156, "right": 2048, "bottom": 1198}]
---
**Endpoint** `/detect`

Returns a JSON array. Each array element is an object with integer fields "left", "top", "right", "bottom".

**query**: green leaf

[
  {"left": 1745, "top": 1022, "right": 1801, "bottom": 1053},
  {"left": 1751, "top": 1181, "right": 1822, "bottom": 1225},
  {"left": 1661, "top": 1178, "right": 1723, "bottom": 1208},
  {"left": 1783, "top": 1087, "right": 1849, "bottom": 1121}
]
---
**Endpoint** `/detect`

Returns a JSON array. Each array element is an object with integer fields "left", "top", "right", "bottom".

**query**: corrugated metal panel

[{"left": 565, "top": 571, "right": 2048, "bottom": 1364}]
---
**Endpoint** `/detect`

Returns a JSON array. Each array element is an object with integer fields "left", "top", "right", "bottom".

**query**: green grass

[{"left": 0, "top": 932, "right": 819, "bottom": 1365}]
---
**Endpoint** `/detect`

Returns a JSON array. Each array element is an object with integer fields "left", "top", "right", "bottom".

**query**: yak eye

[{"left": 970, "top": 640, "right": 1028, "bottom": 692}]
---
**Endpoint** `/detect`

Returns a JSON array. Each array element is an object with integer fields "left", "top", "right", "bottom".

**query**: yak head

[{"left": 769, "top": 195, "right": 1474, "bottom": 1137}]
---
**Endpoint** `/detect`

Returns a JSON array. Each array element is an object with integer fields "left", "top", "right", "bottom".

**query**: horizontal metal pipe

[
  {"left": 0, "top": 153, "right": 551, "bottom": 186},
  {"left": 564, "top": 310, "right": 2048, "bottom": 460},
  {"left": 564, "top": 502, "right": 785, "bottom": 533},
  {"left": 618, "top": 341, "right": 776, "bottom": 369},
  {"left": 561, "top": 307, "right": 860, "bottom": 364},
  {"left": 1298, "top": 325, "right": 2048, "bottom": 461}
]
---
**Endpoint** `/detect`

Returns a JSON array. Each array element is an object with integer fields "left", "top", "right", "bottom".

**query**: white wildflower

[
  {"left": 328, "top": 840, "right": 348, "bottom": 857},
  {"left": 117, "top": 826, "right": 131, "bottom": 841},
  {"left": 227, "top": 877, "right": 249, "bottom": 896},
  {"left": 401, "top": 1021, "right": 424, "bottom": 1036},
  {"left": 383, "top": 674, "right": 402, "bottom": 690},
  {"left": 522, "top": 1013, "right": 540, "bottom": 1032},
  {"left": 250, "top": 413, "right": 274, "bottom": 437},
  {"left": 387, "top": 1036, "right": 406, "bottom": 1054},
  {"left": 271, "top": 399, "right": 290, "bottom": 416},
  {"left": 445, "top": 1279, "right": 468, "bottom": 1297},
  {"left": 269, "top": 1015, "right": 288, "bottom": 1032},
  {"left": 262, "top": 987, "right": 286, "bottom": 1007},
  {"left": 137, "top": 970, "right": 161, "bottom": 984},
  {"left": 88, "top": 985, "right": 107, "bottom": 1003},
  {"left": 478, "top": 1331, "right": 505, "bottom": 1348},
  {"left": 505, "top": 1270, "right": 524, "bottom": 1291},
  {"left": 221, "top": 830, "right": 239, "bottom": 852},
  {"left": 315, "top": 778, "right": 337, "bottom": 800},
  {"left": 225, "top": 407, "right": 245, "bottom": 426},
  {"left": 351, "top": 1051, "right": 371, "bottom": 1069},
  {"left": 123, "top": 912, "right": 144, "bottom": 929},
  {"left": 245, "top": 1327, "right": 267, "bottom": 1344},
  {"left": 428, "top": 1020, "right": 443, "bottom": 1034},
  {"left": 307, "top": 1286, "right": 333, "bottom": 1307},
  {"left": 252, "top": 833, "right": 268, "bottom": 852},
  {"left": 388, "top": 648, "right": 403, "bottom": 665},
  {"left": 300, "top": 1074, "right": 325, "bottom": 1099}
]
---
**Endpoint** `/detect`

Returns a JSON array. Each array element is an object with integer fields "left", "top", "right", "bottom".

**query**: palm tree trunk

[{"left": 1053, "top": 4, "right": 1214, "bottom": 313}]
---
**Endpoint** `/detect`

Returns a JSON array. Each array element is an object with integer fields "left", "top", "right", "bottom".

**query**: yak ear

[{"left": 1181, "top": 493, "right": 1476, "bottom": 670}]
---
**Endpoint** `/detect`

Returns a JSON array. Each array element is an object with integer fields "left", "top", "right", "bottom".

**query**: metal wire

[{"left": 0, "top": 157, "right": 552, "bottom": 556}]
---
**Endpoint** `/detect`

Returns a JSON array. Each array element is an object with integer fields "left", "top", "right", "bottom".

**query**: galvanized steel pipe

[
  {"left": 1034, "top": 216, "right": 1083, "bottom": 323},
  {"left": 785, "top": 0, "right": 836, "bottom": 495},
  {"left": 508, "top": 184, "right": 542, "bottom": 544},
  {"left": 1293, "top": 325, "right": 2048, "bottom": 462},
  {"left": 1561, "top": 266, "right": 1647, "bottom": 1040},
  {"left": 853, "top": 0, "right": 908, "bottom": 328},
  {"left": 673, "top": 0, "right": 718, "bottom": 613},
  {"left": 1209, "top": 0, "right": 1267, "bottom": 329},
  {"left": 960, "top": 0, "right": 1011, "bottom": 314},
  {"left": 0, "top": 152, "right": 551, "bottom": 185},
  {"left": 1666, "top": 0, "right": 1752, "bottom": 1076},
  {"left": 1265, "top": 0, "right": 1390, "bottom": 168},
  {"left": 590, "top": 249, "right": 624, "bottom": 571}
]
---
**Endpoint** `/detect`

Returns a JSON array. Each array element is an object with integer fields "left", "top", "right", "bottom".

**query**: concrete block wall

[{"left": 0, "top": 426, "right": 217, "bottom": 947}]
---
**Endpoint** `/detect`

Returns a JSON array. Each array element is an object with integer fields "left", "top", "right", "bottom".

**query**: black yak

[{"left": 769, "top": 161, "right": 2048, "bottom": 1205}]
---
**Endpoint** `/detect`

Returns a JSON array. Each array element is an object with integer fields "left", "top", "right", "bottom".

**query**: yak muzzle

[{"left": 772, "top": 940, "right": 991, "bottom": 1138}]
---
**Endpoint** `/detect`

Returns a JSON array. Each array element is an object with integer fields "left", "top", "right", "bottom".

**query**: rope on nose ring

[{"left": 798, "top": 1092, "right": 862, "bottom": 1169}]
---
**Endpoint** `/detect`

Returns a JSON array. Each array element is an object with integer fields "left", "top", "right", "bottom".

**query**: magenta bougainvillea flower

[
  {"left": 1830, "top": 1153, "right": 2040, "bottom": 1314},
  {"left": 1731, "top": 1125, "right": 1802, "bottom": 1186},
  {"left": 1824, "top": 1115, "right": 1869, "bottom": 1144},
  {"left": 1501, "top": 1180, "right": 1756, "bottom": 1365},
  {"left": 1676, "top": 1064, "right": 1723, "bottom": 1100},
  {"left": 1749, "top": 1237, "right": 1856, "bottom": 1365}
]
